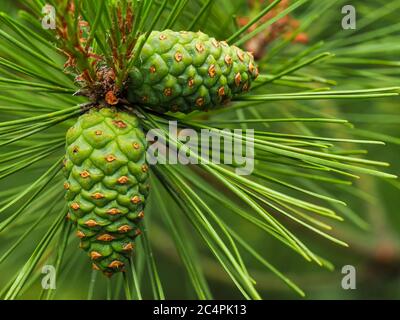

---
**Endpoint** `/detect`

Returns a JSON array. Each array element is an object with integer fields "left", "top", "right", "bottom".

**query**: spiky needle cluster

[{"left": 55, "top": 0, "right": 139, "bottom": 105}]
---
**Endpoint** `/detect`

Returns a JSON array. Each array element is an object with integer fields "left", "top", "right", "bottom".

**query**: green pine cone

[
  {"left": 63, "top": 107, "right": 150, "bottom": 276},
  {"left": 127, "top": 30, "right": 259, "bottom": 113}
]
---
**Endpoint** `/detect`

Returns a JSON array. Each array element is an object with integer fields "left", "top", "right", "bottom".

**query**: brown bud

[
  {"left": 117, "top": 176, "right": 129, "bottom": 184},
  {"left": 237, "top": 50, "right": 245, "bottom": 62},
  {"left": 131, "top": 196, "right": 141, "bottom": 204},
  {"left": 174, "top": 52, "right": 183, "bottom": 62},
  {"left": 235, "top": 73, "right": 241, "bottom": 86},
  {"left": 105, "top": 91, "right": 119, "bottom": 105},
  {"left": 106, "top": 155, "right": 116, "bottom": 162},
  {"left": 208, "top": 64, "right": 216, "bottom": 78},
  {"left": 249, "top": 62, "right": 255, "bottom": 73},
  {"left": 196, "top": 97, "right": 205, "bottom": 107},
  {"left": 80, "top": 170, "right": 90, "bottom": 178},
  {"left": 97, "top": 234, "right": 115, "bottom": 241},
  {"left": 195, "top": 42, "right": 205, "bottom": 52},
  {"left": 85, "top": 219, "right": 99, "bottom": 227},
  {"left": 92, "top": 192, "right": 104, "bottom": 199},
  {"left": 90, "top": 251, "right": 102, "bottom": 260},
  {"left": 224, "top": 55, "right": 233, "bottom": 65},
  {"left": 112, "top": 120, "right": 127, "bottom": 128},
  {"left": 108, "top": 260, "right": 124, "bottom": 269},
  {"left": 123, "top": 243, "right": 134, "bottom": 251},
  {"left": 107, "top": 208, "right": 121, "bottom": 215},
  {"left": 76, "top": 231, "right": 85, "bottom": 239},
  {"left": 212, "top": 39, "right": 219, "bottom": 48},
  {"left": 118, "top": 225, "right": 132, "bottom": 233},
  {"left": 71, "top": 203, "right": 80, "bottom": 210},
  {"left": 164, "top": 88, "right": 172, "bottom": 97}
]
